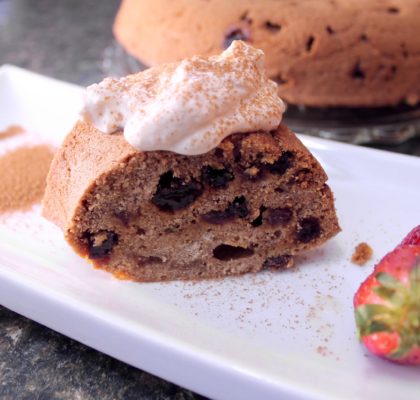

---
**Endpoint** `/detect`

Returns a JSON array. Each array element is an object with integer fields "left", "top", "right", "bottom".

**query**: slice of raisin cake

[{"left": 42, "top": 41, "right": 340, "bottom": 281}]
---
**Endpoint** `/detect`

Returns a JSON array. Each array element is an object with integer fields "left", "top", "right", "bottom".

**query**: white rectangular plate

[{"left": 1, "top": 65, "right": 419, "bottom": 400}]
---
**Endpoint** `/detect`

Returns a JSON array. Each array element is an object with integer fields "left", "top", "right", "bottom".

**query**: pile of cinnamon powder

[{"left": 0, "top": 145, "right": 54, "bottom": 213}]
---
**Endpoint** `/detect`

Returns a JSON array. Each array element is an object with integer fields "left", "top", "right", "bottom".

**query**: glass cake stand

[{"left": 103, "top": 41, "right": 420, "bottom": 145}]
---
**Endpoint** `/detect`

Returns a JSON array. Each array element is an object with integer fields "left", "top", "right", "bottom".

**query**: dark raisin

[
  {"left": 267, "top": 151, "right": 294, "bottom": 175},
  {"left": 306, "top": 36, "right": 315, "bottom": 52},
  {"left": 265, "top": 21, "right": 281, "bottom": 32},
  {"left": 241, "top": 152, "right": 294, "bottom": 181},
  {"left": 273, "top": 74, "right": 288, "bottom": 85},
  {"left": 326, "top": 26, "right": 335, "bottom": 34},
  {"left": 152, "top": 171, "right": 203, "bottom": 212},
  {"left": 201, "top": 210, "right": 233, "bottom": 225},
  {"left": 223, "top": 25, "right": 251, "bottom": 49},
  {"left": 266, "top": 207, "right": 293, "bottom": 226},
  {"left": 351, "top": 63, "right": 365, "bottom": 80},
  {"left": 214, "top": 148, "right": 224, "bottom": 158},
  {"left": 202, "top": 196, "right": 249, "bottom": 224},
  {"left": 297, "top": 217, "right": 321, "bottom": 243},
  {"left": 251, "top": 215, "right": 263, "bottom": 227},
  {"left": 227, "top": 196, "right": 249, "bottom": 218},
  {"left": 85, "top": 231, "right": 119, "bottom": 259},
  {"left": 201, "top": 165, "right": 234, "bottom": 188},
  {"left": 232, "top": 137, "right": 243, "bottom": 162},
  {"left": 262, "top": 255, "right": 292, "bottom": 270},
  {"left": 136, "top": 228, "right": 146, "bottom": 235},
  {"left": 251, "top": 206, "right": 267, "bottom": 227},
  {"left": 213, "top": 244, "right": 254, "bottom": 261}
]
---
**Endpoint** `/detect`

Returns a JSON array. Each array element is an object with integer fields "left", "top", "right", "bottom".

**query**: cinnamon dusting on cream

[{"left": 82, "top": 41, "right": 285, "bottom": 155}]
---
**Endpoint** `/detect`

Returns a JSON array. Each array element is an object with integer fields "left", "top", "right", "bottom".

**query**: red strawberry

[
  {"left": 400, "top": 225, "right": 420, "bottom": 246},
  {"left": 354, "top": 243, "right": 420, "bottom": 365}
]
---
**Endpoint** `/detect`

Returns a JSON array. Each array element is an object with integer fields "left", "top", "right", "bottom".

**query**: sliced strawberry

[
  {"left": 400, "top": 225, "right": 420, "bottom": 246},
  {"left": 354, "top": 245, "right": 420, "bottom": 365}
]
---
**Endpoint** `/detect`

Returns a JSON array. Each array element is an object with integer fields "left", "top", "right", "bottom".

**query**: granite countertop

[{"left": 0, "top": 1, "right": 419, "bottom": 399}]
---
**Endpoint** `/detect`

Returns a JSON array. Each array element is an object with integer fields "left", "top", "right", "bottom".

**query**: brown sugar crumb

[
  {"left": 0, "top": 125, "right": 25, "bottom": 140},
  {"left": 0, "top": 145, "right": 54, "bottom": 213},
  {"left": 351, "top": 242, "right": 373, "bottom": 266}
]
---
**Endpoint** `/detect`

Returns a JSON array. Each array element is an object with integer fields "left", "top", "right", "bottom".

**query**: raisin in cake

[
  {"left": 114, "top": 0, "right": 420, "bottom": 107},
  {"left": 42, "top": 42, "right": 340, "bottom": 282}
]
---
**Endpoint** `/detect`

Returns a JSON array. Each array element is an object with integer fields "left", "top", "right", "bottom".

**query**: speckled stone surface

[
  {"left": 0, "top": 1, "right": 419, "bottom": 399},
  {"left": 0, "top": 308, "right": 203, "bottom": 400},
  {"left": 0, "top": 0, "right": 119, "bottom": 85}
]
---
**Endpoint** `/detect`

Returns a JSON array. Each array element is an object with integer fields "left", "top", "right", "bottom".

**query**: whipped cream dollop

[{"left": 81, "top": 41, "right": 285, "bottom": 155}]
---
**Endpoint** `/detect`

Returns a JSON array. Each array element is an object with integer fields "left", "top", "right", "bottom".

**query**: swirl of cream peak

[{"left": 81, "top": 41, "right": 285, "bottom": 155}]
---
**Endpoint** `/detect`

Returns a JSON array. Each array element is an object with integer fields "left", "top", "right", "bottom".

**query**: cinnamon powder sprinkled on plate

[
  {"left": 0, "top": 145, "right": 54, "bottom": 213},
  {"left": 0, "top": 125, "right": 25, "bottom": 140}
]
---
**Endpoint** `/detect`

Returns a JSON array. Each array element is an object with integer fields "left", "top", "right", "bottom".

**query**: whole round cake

[{"left": 114, "top": 0, "right": 420, "bottom": 107}]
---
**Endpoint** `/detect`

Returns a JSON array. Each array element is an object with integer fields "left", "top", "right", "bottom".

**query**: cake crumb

[
  {"left": 0, "top": 125, "right": 25, "bottom": 140},
  {"left": 0, "top": 145, "right": 54, "bottom": 213},
  {"left": 351, "top": 242, "right": 373, "bottom": 266},
  {"left": 316, "top": 346, "right": 328, "bottom": 357}
]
